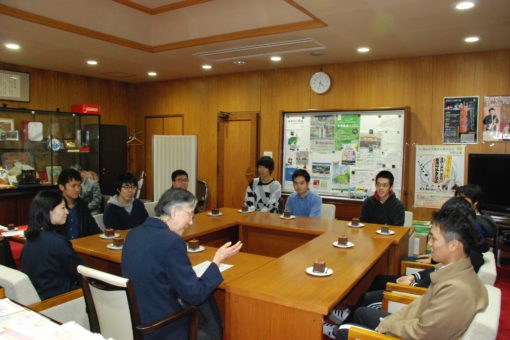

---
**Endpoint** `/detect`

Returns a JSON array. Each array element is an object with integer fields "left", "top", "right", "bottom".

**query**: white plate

[
  {"left": 187, "top": 245, "right": 205, "bottom": 253},
  {"left": 332, "top": 241, "right": 355, "bottom": 248},
  {"left": 99, "top": 233, "right": 120, "bottom": 239},
  {"left": 208, "top": 212, "right": 223, "bottom": 217},
  {"left": 107, "top": 243, "right": 123, "bottom": 250},
  {"left": 280, "top": 215, "right": 296, "bottom": 220},
  {"left": 376, "top": 229, "right": 395, "bottom": 235},
  {"left": 237, "top": 209, "right": 252, "bottom": 214},
  {"left": 305, "top": 266, "right": 333, "bottom": 277},
  {"left": 347, "top": 222, "right": 365, "bottom": 228}
]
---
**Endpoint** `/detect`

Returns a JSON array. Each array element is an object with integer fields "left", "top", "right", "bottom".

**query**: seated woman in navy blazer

[
  {"left": 21, "top": 191, "right": 82, "bottom": 300},
  {"left": 103, "top": 172, "right": 149, "bottom": 230},
  {"left": 122, "top": 188, "right": 243, "bottom": 340}
]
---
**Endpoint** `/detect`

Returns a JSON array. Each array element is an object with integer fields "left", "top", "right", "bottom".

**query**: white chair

[
  {"left": 404, "top": 211, "right": 413, "bottom": 227},
  {"left": 93, "top": 213, "right": 105, "bottom": 232},
  {"left": 0, "top": 264, "right": 89, "bottom": 329},
  {"left": 144, "top": 201, "right": 157, "bottom": 217},
  {"left": 477, "top": 251, "right": 497, "bottom": 286},
  {"left": 320, "top": 203, "right": 336, "bottom": 219},
  {"left": 77, "top": 265, "right": 199, "bottom": 340}
]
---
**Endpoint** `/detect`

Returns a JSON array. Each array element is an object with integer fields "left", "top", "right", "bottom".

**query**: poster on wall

[
  {"left": 414, "top": 145, "right": 465, "bottom": 209},
  {"left": 482, "top": 96, "right": 510, "bottom": 142},
  {"left": 310, "top": 115, "right": 335, "bottom": 151},
  {"left": 443, "top": 96, "right": 478, "bottom": 144}
]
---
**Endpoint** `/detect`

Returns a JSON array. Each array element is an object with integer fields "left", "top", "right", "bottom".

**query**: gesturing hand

[{"left": 213, "top": 241, "right": 243, "bottom": 266}]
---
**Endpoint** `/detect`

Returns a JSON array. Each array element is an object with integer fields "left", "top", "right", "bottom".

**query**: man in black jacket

[
  {"left": 58, "top": 169, "right": 101, "bottom": 239},
  {"left": 359, "top": 170, "right": 405, "bottom": 226}
]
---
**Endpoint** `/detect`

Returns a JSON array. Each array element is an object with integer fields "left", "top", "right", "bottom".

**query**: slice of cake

[
  {"left": 381, "top": 225, "right": 390, "bottom": 234},
  {"left": 211, "top": 208, "right": 220, "bottom": 215},
  {"left": 283, "top": 210, "right": 292, "bottom": 218},
  {"left": 113, "top": 237, "right": 124, "bottom": 247},
  {"left": 188, "top": 239, "right": 200, "bottom": 250},
  {"left": 338, "top": 235, "right": 348, "bottom": 245},
  {"left": 312, "top": 260, "right": 326, "bottom": 273},
  {"left": 104, "top": 228, "right": 115, "bottom": 237},
  {"left": 351, "top": 218, "right": 360, "bottom": 226},
  {"left": 241, "top": 205, "right": 249, "bottom": 212}
]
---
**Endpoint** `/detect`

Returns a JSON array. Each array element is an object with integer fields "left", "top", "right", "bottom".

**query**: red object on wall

[{"left": 70, "top": 104, "right": 100, "bottom": 114}]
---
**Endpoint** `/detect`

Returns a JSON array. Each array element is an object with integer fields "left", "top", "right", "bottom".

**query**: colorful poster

[
  {"left": 335, "top": 114, "right": 360, "bottom": 150},
  {"left": 310, "top": 115, "right": 335, "bottom": 151},
  {"left": 482, "top": 96, "right": 510, "bottom": 141},
  {"left": 414, "top": 145, "right": 465, "bottom": 208},
  {"left": 443, "top": 96, "right": 478, "bottom": 144}
]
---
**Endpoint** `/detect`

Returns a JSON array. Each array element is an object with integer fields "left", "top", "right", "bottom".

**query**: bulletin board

[{"left": 281, "top": 108, "right": 408, "bottom": 201}]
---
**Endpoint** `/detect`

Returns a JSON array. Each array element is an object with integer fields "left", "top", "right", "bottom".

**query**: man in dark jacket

[
  {"left": 359, "top": 170, "right": 405, "bottom": 226},
  {"left": 58, "top": 169, "right": 101, "bottom": 239}
]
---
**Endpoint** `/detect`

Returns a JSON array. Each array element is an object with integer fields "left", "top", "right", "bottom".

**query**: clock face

[{"left": 310, "top": 71, "right": 331, "bottom": 94}]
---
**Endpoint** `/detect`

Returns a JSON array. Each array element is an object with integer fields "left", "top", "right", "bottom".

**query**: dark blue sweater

[{"left": 103, "top": 199, "right": 148, "bottom": 230}]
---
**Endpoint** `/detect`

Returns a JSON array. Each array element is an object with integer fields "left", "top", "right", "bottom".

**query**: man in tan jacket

[{"left": 336, "top": 203, "right": 488, "bottom": 340}]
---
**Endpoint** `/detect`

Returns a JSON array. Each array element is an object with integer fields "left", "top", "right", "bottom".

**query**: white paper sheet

[{"left": 193, "top": 261, "right": 233, "bottom": 278}]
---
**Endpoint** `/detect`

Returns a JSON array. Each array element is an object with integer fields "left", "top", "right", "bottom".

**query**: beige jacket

[{"left": 377, "top": 257, "right": 488, "bottom": 339}]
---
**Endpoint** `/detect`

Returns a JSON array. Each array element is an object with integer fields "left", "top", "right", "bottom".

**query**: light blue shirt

[{"left": 284, "top": 191, "right": 322, "bottom": 218}]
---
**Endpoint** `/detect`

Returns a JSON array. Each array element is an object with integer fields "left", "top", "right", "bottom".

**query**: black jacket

[
  {"left": 360, "top": 193, "right": 405, "bottom": 226},
  {"left": 103, "top": 199, "right": 148, "bottom": 230},
  {"left": 64, "top": 197, "right": 101, "bottom": 239}
]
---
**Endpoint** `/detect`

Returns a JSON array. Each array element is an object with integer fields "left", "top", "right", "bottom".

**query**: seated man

[
  {"left": 336, "top": 203, "right": 488, "bottom": 340},
  {"left": 171, "top": 169, "right": 190, "bottom": 190},
  {"left": 359, "top": 170, "right": 404, "bottom": 226},
  {"left": 244, "top": 156, "right": 281, "bottom": 213},
  {"left": 455, "top": 184, "right": 496, "bottom": 237},
  {"left": 284, "top": 169, "right": 322, "bottom": 218},
  {"left": 104, "top": 173, "right": 148, "bottom": 230},
  {"left": 58, "top": 169, "right": 101, "bottom": 239}
]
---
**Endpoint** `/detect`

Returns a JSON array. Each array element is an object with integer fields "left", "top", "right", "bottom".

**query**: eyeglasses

[
  {"left": 175, "top": 178, "right": 189, "bottom": 183},
  {"left": 121, "top": 185, "right": 138, "bottom": 190}
]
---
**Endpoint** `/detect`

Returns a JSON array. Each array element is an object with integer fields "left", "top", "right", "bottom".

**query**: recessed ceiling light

[
  {"left": 233, "top": 60, "right": 246, "bottom": 65},
  {"left": 270, "top": 56, "right": 282, "bottom": 62},
  {"left": 464, "top": 36, "right": 480, "bottom": 43},
  {"left": 202, "top": 64, "right": 212, "bottom": 70},
  {"left": 147, "top": 71, "right": 157, "bottom": 77},
  {"left": 310, "top": 51, "right": 324, "bottom": 57},
  {"left": 5, "top": 43, "right": 20, "bottom": 50},
  {"left": 86, "top": 60, "right": 98, "bottom": 65},
  {"left": 357, "top": 47, "right": 370, "bottom": 53},
  {"left": 453, "top": 1, "right": 477, "bottom": 10}
]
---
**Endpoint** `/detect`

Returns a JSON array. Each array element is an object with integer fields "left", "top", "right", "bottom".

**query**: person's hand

[
  {"left": 213, "top": 241, "right": 243, "bottom": 266},
  {"left": 396, "top": 275, "right": 415, "bottom": 285},
  {"left": 416, "top": 254, "right": 432, "bottom": 264}
]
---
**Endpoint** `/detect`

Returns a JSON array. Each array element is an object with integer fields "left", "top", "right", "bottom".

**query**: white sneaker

[
  {"left": 323, "top": 322, "right": 338, "bottom": 339},
  {"left": 328, "top": 307, "right": 351, "bottom": 324}
]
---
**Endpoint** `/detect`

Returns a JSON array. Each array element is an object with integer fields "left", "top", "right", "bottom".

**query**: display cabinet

[{"left": 0, "top": 105, "right": 100, "bottom": 225}]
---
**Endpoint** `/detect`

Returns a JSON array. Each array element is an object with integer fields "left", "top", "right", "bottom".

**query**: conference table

[{"left": 70, "top": 208, "right": 411, "bottom": 340}]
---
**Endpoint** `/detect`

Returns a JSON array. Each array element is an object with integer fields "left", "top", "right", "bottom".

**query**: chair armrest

[
  {"left": 400, "top": 261, "right": 434, "bottom": 275},
  {"left": 29, "top": 288, "right": 83, "bottom": 312},
  {"left": 348, "top": 326, "right": 401, "bottom": 339},
  {"left": 385, "top": 282, "right": 428, "bottom": 296},
  {"left": 0, "top": 287, "right": 4, "bottom": 299},
  {"left": 382, "top": 291, "right": 417, "bottom": 312},
  {"left": 136, "top": 305, "right": 199, "bottom": 336}
]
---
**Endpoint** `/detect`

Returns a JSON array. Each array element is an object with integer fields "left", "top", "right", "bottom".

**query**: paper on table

[
  {"left": 1, "top": 230, "right": 24, "bottom": 237},
  {"left": 0, "top": 298, "right": 24, "bottom": 317},
  {"left": 38, "top": 321, "right": 111, "bottom": 340},
  {"left": 193, "top": 261, "right": 233, "bottom": 278}
]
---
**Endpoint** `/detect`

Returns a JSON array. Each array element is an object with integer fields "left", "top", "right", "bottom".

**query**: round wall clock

[{"left": 310, "top": 71, "right": 331, "bottom": 94}]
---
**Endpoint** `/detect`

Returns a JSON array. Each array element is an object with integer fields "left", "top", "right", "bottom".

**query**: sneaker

[
  {"left": 322, "top": 321, "right": 338, "bottom": 339},
  {"left": 328, "top": 307, "right": 351, "bottom": 324}
]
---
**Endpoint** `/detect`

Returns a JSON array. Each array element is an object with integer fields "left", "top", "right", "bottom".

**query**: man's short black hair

[
  {"left": 171, "top": 169, "right": 188, "bottom": 182},
  {"left": 433, "top": 197, "right": 478, "bottom": 255},
  {"left": 292, "top": 169, "right": 310, "bottom": 183},
  {"left": 375, "top": 170, "right": 394, "bottom": 187},
  {"left": 57, "top": 168, "right": 82, "bottom": 187},
  {"left": 256, "top": 156, "right": 274, "bottom": 173},
  {"left": 489, "top": 107, "right": 495, "bottom": 113},
  {"left": 455, "top": 184, "right": 482, "bottom": 206},
  {"left": 115, "top": 172, "right": 138, "bottom": 192}
]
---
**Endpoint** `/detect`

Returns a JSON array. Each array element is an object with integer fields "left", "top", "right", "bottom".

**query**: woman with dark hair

[
  {"left": 244, "top": 156, "right": 281, "bottom": 213},
  {"left": 122, "top": 188, "right": 242, "bottom": 340},
  {"left": 21, "top": 191, "right": 82, "bottom": 300}
]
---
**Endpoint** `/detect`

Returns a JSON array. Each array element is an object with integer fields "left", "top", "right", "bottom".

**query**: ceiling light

[
  {"left": 233, "top": 60, "right": 246, "bottom": 65},
  {"left": 453, "top": 1, "right": 477, "bottom": 10},
  {"left": 464, "top": 36, "right": 479, "bottom": 43},
  {"left": 5, "top": 43, "right": 20, "bottom": 50},
  {"left": 147, "top": 71, "right": 157, "bottom": 77},
  {"left": 270, "top": 56, "right": 282, "bottom": 62},
  {"left": 357, "top": 47, "right": 370, "bottom": 53},
  {"left": 86, "top": 60, "right": 98, "bottom": 65},
  {"left": 202, "top": 64, "right": 212, "bottom": 70}
]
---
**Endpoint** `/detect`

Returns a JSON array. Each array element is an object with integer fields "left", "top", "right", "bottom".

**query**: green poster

[{"left": 335, "top": 114, "right": 360, "bottom": 150}]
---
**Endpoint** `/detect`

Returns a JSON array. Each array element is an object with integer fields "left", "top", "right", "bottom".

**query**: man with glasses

[
  {"left": 104, "top": 172, "right": 149, "bottom": 230},
  {"left": 171, "top": 169, "right": 190, "bottom": 190},
  {"left": 359, "top": 170, "right": 405, "bottom": 226}
]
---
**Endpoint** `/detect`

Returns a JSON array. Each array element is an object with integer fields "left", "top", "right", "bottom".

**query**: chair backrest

[
  {"left": 144, "top": 201, "right": 157, "bottom": 217},
  {"left": 195, "top": 180, "right": 208, "bottom": 212},
  {"left": 404, "top": 211, "right": 413, "bottom": 227},
  {"left": 321, "top": 203, "right": 336, "bottom": 219},
  {"left": 0, "top": 264, "right": 41, "bottom": 305},
  {"left": 477, "top": 251, "right": 497, "bottom": 286},
  {"left": 77, "top": 265, "right": 137, "bottom": 340},
  {"left": 462, "top": 284, "right": 501, "bottom": 340},
  {"left": 93, "top": 214, "right": 106, "bottom": 232}
]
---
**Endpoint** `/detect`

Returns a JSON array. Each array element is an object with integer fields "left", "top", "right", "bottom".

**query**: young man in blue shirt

[{"left": 284, "top": 169, "right": 322, "bottom": 218}]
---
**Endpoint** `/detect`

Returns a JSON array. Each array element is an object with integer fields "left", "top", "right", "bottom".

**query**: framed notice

[
  {"left": 482, "top": 95, "right": 510, "bottom": 142},
  {"left": 0, "top": 70, "right": 30, "bottom": 102},
  {"left": 443, "top": 96, "right": 478, "bottom": 144}
]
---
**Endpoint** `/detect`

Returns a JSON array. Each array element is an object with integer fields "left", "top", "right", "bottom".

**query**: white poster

[{"left": 414, "top": 145, "right": 465, "bottom": 208}]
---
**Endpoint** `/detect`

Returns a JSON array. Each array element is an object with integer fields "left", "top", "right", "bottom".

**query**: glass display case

[{"left": 0, "top": 105, "right": 100, "bottom": 191}]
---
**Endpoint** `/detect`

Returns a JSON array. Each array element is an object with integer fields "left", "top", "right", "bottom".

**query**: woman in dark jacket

[{"left": 21, "top": 191, "right": 82, "bottom": 300}]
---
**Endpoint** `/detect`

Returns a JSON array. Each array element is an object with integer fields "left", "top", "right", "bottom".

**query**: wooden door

[
  {"left": 218, "top": 113, "right": 258, "bottom": 208},
  {"left": 145, "top": 116, "right": 184, "bottom": 200}
]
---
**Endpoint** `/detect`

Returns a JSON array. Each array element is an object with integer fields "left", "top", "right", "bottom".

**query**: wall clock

[{"left": 310, "top": 71, "right": 331, "bottom": 94}]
